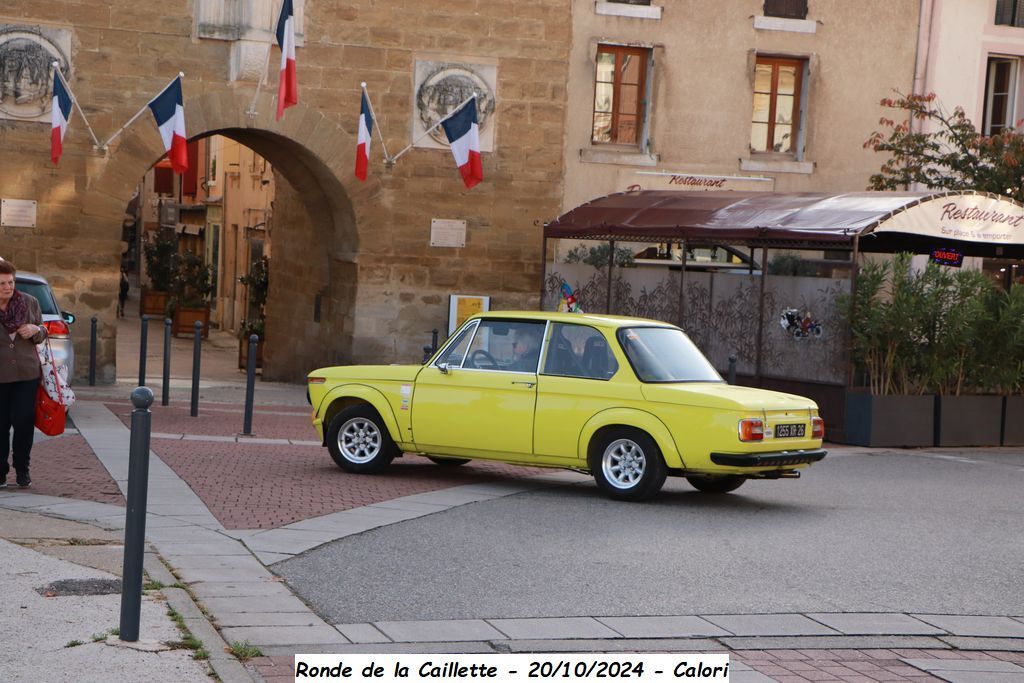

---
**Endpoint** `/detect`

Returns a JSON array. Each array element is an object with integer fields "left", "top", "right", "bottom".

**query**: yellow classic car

[{"left": 307, "top": 311, "right": 826, "bottom": 501}]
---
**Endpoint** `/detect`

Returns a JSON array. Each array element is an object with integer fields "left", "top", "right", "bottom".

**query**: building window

[
  {"left": 984, "top": 56, "right": 1019, "bottom": 135},
  {"left": 996, "top": 0, "right": 1024, "bottom": 27},
  {"left": 592, "top": 44, "right": 650, "bottom": 146},
  {"left": 750, "top": 56, "right": 804, "bottom": 154},
  {"left": 763, "top": 0, "right": 808, "bottom": 20}
]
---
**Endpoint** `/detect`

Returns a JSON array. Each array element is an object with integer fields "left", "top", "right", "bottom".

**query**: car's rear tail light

[
  {"left": 308, "top": 376, "right": 326, "bottom": 384},
  {"left": 738, "top": 418, "right": 764, "bottom": 442},
  {"left": 43, "top": 320, "right": 70, "bottom": 338},
  {"left": 811, "top": 416, "right": 825, "bottom": 440}
]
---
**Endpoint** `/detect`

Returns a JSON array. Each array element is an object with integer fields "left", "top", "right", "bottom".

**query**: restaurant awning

[{"left": 544, "top": 190, "right": 1024, "bottom": 258}]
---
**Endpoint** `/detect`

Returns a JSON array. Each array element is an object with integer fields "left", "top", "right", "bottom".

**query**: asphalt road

[{"left": 276, "top": 449, "right": 1024, "bottom": 624}]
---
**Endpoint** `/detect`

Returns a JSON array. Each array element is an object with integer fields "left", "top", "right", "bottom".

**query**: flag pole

[
  {"left": 361, "top": 82, "right": 392, "bottom": 163},
  {"left": 52, "top": 62, "right": 102, "bottom": 149},
  {"left": 100, "top": 72, "right": 185, "bottom": 150},
  {"left": 389, "top": 92, "right": 476, "bottom": 164}
]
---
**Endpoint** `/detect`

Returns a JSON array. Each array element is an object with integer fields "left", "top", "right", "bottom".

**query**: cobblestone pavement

[{"left": 11, "top": 432, "right": 124, "bottom": 507}]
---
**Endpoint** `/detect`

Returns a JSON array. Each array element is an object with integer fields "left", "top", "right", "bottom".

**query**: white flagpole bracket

[
  {"left": 361, "top": 82, "right": 392, "bottom": 164},
  {"left": 100, "top": 72, "right": 184, "bottom": 151},
  {"left": 389, "top": 92, "right": 477, "bottom": 164}
]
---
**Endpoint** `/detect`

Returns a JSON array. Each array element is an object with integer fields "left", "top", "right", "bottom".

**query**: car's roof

[
  {"left": 470, "top": 310, "right": 678, "bottom": 329},
  {"left": 14, "top": 271, "right": 48, "bottom": 284}
]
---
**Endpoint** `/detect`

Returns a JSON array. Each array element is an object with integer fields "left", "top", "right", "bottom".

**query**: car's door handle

[{"left": 511, "top": 380, "right": 536, "bottom": 388}]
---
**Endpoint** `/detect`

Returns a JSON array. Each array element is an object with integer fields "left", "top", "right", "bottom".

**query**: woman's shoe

[{"left": 16, "top": 473, "right": 30, "bottom": 488}]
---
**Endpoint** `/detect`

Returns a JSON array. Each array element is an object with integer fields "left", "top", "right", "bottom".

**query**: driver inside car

[{"left": 508, "top": 326, "right": 543, "bottom": 372}]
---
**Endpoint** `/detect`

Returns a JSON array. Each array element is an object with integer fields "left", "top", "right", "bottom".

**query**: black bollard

[
  {"left": 120, "top": 387, "right": 154, "bottom": 643},
  {"left": 728, "top": 354, "right": 737, "bottom": 385},
  {"left": 161, "top": 318, "right": 172, "bottom": 407},
  {"left": 431, "top": 328, "right": 439, "bottom": 354},
  {"left": 190, "top": 320, "right": 202, "bottom": 417},
  {"left": 138, "top": 315, "right": 149, "bottom": 387},
  {"left": 242, "top": 334, "right": 258, "bottom": 435},
  {"left": 89, "top": 316, "right": 97, "bottom": 386}
]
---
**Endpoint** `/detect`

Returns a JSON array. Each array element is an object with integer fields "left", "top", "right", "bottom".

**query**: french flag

[
  {"left": 355, "top": 90, "right": 373, "bottom": 180},
  {"left": 276, "top": 0, "right": 298, "bottom": 120},
  {"left": 147, "top": 76, "right": 188, "bottom": 174},
  {"left": 441, "top": 97, "right": 483, "bottom": 189},
  {"left": 50, "top": 69, "right": 72, "bottom": 165}
]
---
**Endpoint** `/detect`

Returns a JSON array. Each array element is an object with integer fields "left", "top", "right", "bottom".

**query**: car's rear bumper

[{"left": 709, "top": 449, "right": 827, "bottom": 467}]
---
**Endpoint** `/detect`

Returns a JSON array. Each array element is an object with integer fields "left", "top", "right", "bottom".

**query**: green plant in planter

[
  {"left": 975, "top": 283, "right": 1024, "bottom": 395},
  {"left": 167, "top": 251, "right": 214, "bottom": 314},
  {"left": 238, "top": 256, "right": 269, "bottom": 340},
  {"left": 143, "top": 230, "right": 177, "bottom": 293}
]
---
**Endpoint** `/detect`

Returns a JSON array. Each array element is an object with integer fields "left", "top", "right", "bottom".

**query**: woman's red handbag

[{"left": 34, "top": 339, "right": 66, "bottom": 436}]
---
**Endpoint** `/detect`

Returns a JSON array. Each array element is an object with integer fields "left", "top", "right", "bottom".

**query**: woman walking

[{"left": 0, "top": 259, "right": 47, "bottom": 488}]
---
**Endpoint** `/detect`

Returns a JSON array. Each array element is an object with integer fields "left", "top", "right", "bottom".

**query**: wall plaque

[
  {"left": 430, "top": 218, "right": 467, "bottom": 248},
  {"left": 413, "top": 59, "right": 496, "bottom": 152},
  {"left": 0, "top": 25, "right": 72, "bottom": 122},
  {"left": 1, "top": 199, "right": 38, "bottom": 228}
]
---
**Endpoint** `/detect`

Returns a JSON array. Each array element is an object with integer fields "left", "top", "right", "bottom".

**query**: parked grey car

[{"left": 14, "top": 271, "right": 75, "bottom": 381}]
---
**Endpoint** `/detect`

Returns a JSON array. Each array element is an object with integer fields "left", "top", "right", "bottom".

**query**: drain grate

[{"left": 37, "top": 578, "right": 123, "bottom": 597}]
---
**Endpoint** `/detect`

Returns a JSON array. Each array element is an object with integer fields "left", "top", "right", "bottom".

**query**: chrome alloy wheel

[
  {"left": 338, "top": 417, "right": 383, "bottom": 464},
  {"left": 601, "top": 438, "right": 647, "bottom": 489}
]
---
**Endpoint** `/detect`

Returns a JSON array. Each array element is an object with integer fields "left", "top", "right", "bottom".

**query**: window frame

[
  {"left": 983, "top": 55, "right": 1019, "bottom": 136},
  {"left": 763, "top": 0, "right": 808, "bottom": 20},
  {"left": 750, "top": 55, "right": 805, "bottom": 156},
  {"left": 996, "top": 0, "right": 1024, "bottom": 27},
  {"left": 540, "top": 323, "right": 620, "bottom": 381},
  {"left": 592, "top": 44, "right": 651, "bottom": 148}
]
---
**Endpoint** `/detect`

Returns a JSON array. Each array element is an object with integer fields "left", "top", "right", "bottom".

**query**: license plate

[{"left": 774, "top": 423, "right": 805, "bottom": 438}]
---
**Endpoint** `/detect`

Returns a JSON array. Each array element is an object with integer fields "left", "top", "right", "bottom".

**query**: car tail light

[
  {"left": 812, "top": 416, "right": 825, "bottom": 440},
  {"left": 738, "top": 418, "right": 764, "bottom": 442},
  {"left": 308, "top": 376, "right": 326, "bottom": 384},
  {"left": 43, "top": 320, "right": 70, "bottom": 338}
]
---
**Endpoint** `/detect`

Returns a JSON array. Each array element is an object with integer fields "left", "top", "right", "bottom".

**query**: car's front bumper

[{"left": 709, "top": 449, "right": 827, "bottom": 468}]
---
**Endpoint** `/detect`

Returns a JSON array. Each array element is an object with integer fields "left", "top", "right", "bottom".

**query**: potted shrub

[
  {"left": 841, "top": 254, "right": 934, "bottom": 447},
  {"left": 140, "top": 229, "right": 176, "bottom": 316},
  {"left": 169, "top": 251, "right": 214, "bottom": 338},
  {"left": 976, "top": 284, "right": 1024, "bottom": 446},
  {"left": 238, "top": 256, "right": 268, "bottom": 369}
]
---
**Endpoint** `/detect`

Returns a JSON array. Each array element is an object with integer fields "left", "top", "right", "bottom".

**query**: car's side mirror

[
  {"left": 437, "top": 362, "right": 450, "bottom": 375},
  {"left": 62, "top": 312, "right": 75, "bottom": 324}
]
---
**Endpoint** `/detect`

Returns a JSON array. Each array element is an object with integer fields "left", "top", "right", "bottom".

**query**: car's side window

[
  {"left": 434, "top": 321, "right": 477, "bottom": 368},
  {"left": 542, "top": 323, "right": 618, "bottom": 380},
  {"left": 463, "top": 320, "right": 547, "bottom": 372}
]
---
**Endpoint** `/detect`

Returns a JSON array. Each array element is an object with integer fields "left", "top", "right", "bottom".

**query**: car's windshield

[
  {"left": 14, "top": 281, "right": 58, "bottom": 315},
  {"left": 617, "top": 327, "right": 722, "bottom": 383}
]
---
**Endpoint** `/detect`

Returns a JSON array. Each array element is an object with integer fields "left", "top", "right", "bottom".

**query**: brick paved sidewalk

[
  {"left": 104, "top": 401, "right": 313, "bottom": 441},
  {"left": 10, "top": 432, "right": 124, "bottom": 507}
]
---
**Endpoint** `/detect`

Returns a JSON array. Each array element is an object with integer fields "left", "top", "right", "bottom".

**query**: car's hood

[
  {"left": 641, "top": 382, "right": 817, "bottom": 411},
  {"left": 311, "top": 365, "right": 422, "bottom": 383}
]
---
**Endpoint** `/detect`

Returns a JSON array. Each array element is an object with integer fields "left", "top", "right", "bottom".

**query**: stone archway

[{"left": 87, "top": 90, "right": 380, "bottom": 382}]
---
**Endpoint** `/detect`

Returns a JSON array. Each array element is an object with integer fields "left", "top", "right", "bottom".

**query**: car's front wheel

[
  {"left": 326, "top": 405, "right": 399, "bottom": 473},
  {"left": 589, "top": 428, "right": 667, "bottom": 501},
  {"left": 686, "top": 474, "right": 746, "bottom": 493}
]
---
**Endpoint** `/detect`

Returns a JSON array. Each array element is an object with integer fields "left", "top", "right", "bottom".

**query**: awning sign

[
  {"left": 876, "top": 195, "right": 1024, "bottom": 245},
  {"left": 619, "top": 170, "right": 774, "bottom": 193}
]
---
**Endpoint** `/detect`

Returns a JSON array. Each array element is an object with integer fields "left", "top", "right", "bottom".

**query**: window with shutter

[
  {"left": 750, "top": 56, "right": 805, "bottom": 155},
  {"left": 763, "top": 0, "right": 808, "bottom": 20},
  {"left": 592, "top": 44, "right": 651, "bottom": 147}
]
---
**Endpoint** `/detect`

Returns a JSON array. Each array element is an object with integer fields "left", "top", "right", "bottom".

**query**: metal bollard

[
  {"left": 431, "top": 328, "right": 439, "bottom": 354},
  {"left": 88, "top": 316, "right": 97, "bottom": 386},
  {"left": 138, "top": 314, "right": 149, "bottom": 387},
  {"left": 190, "top": 321, "right": 202, "bottom": 417},
  {"left": 161, "top": 318, "right": 171, "bottom": 407},
  {"left": 727, "top": 354, "right": 738, "bottom": 385},
  {"left": 120, "top": 387, "right": 154, "bottom": 642},
  {"left": 242, "top": 334, "right": 258, "bottom": 435}
]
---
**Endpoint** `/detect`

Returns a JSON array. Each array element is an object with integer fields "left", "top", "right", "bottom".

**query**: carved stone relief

[
  {"left": 412, "top": 59, "right": 496, "bottom": 151},
  {"left": 0, "top": 26, "right": 72, "bottom": 122}
]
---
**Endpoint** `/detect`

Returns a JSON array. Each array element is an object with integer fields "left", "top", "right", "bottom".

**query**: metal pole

[
  {"left": 754, "top": 247, "right": 769, "bottom": 385},
  {"left": 605, "top": 240, "right": 615, "bottom": 314},
  {"left": 119, "top": 386, "right": 154, "bottom": 643},
  {"left": 540, "top": 235, "right": 548, "bottom": 309},
  {"left": 846, "top": 236, "right": 862, "bottom": 388},
  {"left": 138, "top": 315, "right": 149, "bottom": 387},
  {"left": 431, "top": 328, "right": 439, "bottom": 354},
  {"left": 190, "top": 321, "right": 202, "bottom": 417},
  {"left": 88, "top": 316, "right": 97, "bottom": 386},
  {"left": 243, "top": 334, "right": 257, "bottom": 435},
  {"left": 161, "top": 318, "right": 171, "bottom": 407},
  {"left": 728, "top": 354, "right": 738, "bottom": 385},
  {"left": 677, "top": 239, "right": 688, "bottom": 328}
]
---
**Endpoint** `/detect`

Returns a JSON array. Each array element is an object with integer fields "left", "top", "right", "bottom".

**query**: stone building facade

[{"left": 0, "top": 0, "right": 571, "bottom": 381}]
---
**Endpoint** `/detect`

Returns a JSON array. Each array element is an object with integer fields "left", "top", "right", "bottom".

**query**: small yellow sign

[{"left": 449, "top": 295, "right": 490, "bottom": 334}]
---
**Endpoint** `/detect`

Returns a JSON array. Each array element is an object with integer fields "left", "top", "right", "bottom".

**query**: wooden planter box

[
  {"left": 934, "top": 395, "right": 1003, "bottom": 447},
  {"left": 238, "top": 337, "right": 264, "bottom": 370},
  {"left": 140, "top": 288, "right": 169, "bottom": 317},
  {"left": 843, "top": 392, "right": 934, "bottom": 447},
  {"left": 1002, "top": 396, "right": 1024, "bottom": 446},
  {"left": 172, "top": 305, "right": 210, "bottom": 338}
]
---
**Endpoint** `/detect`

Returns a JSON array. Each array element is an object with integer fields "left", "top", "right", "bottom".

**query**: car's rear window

[
  {"left": 14, "top": 281, "right": 59, "bottom": 315},
  {"left": 617, "top": 326, "right": 722, "bottom": 383}
]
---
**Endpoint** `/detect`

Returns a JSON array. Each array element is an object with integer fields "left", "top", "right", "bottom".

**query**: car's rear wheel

[
  {"left": 326, "top": 405, "right": 399, "bottom": 474},
  {"left": 426, "top": 456, "right": 470, "bottom": 466},
  {"left": 686, "top": 474, "right": 746, "bottom": 493},
  {"left": 589, "top": 428, "right": 667, "bottom": 501}
]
